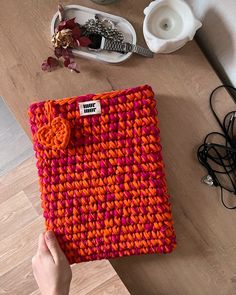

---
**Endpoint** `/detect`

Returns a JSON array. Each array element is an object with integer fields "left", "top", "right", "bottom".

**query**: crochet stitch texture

[{"left": 29, "top": 85, "right": 176, "bottom": 264}]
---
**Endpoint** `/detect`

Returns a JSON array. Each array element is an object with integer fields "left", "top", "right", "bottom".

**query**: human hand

[{"left": 32, "top": 231, "right": 72, "bottom": 295}]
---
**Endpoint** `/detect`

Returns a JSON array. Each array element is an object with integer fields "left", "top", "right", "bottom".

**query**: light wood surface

[
  {"left": 0, "top": 157, "right": 130, "bottom": 295},
  {"left": 1, "top": 0, "right": 236, "bottom": 295}
]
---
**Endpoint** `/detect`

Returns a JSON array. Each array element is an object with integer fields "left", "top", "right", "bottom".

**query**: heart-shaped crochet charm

[{"left": 37, "top": 117, "right": 71, "bottom": 149}]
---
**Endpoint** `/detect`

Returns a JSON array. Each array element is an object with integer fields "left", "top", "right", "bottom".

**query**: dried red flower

[
  {"left": 68, "top": 62, "right": 80, "bottom": 73},
  {"left": 42, "top": 10, "right": 91, "bottom": 73},
  {"left": 77, "top": 36, "right": 92, "bottom": 47},
  {"left": 63, "top": 57, "right": 70, "bottom": 67},
  {"left": 58, "top": 17, "right": 76, "bottom": 31},
  {"left": 63, "top": 57, "right": 79, "bottom": 73},
  {"left": 54, "top": 47, "right": 62, "bottom": 58},
  {"left": 41, "top": 57, "right": 59, "bottom": 72},
  {"left": 72, "top": 26, "right": 81, "bottom": 40}
]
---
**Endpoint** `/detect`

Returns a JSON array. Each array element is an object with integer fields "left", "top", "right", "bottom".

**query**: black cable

[{"left": 197, "top": 85, "right": 236, "bottom": 209}]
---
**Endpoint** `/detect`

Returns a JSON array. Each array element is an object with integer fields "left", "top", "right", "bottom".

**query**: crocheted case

[{"left": 29, "top": 85, "right": 176, "bottom": 264}]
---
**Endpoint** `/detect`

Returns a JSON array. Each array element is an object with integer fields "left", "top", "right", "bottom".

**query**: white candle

[
  {"left": 148, "top": 6, "right": 183, "bottom": 39},
  {"left": 143, "top": 0, "right": 202, "bottom": 53}
]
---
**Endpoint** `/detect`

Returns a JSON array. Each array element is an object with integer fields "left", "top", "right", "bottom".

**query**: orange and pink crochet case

[{"left": 29, "top": 85, "right": 176, "bottom": 264}]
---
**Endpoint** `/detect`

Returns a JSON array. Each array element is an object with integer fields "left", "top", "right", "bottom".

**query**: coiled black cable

[{"left": 197, "top": 85, "right": 236, "bottom": 209}]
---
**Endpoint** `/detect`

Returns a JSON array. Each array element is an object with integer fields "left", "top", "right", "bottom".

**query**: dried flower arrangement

[{"left": 42, "top": 5, "right": 91, "bottom": 73}]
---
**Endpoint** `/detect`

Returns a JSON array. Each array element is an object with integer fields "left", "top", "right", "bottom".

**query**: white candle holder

[{"left": 143, "top": 0, "right": 202, "bottom": 53}]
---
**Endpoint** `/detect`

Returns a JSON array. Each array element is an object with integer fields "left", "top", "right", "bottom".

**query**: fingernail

[{"left": 45, "top": 231, "right": 54, "bottom": 241}]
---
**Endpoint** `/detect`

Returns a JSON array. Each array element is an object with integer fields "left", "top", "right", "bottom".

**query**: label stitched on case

[{"left": 79, "top": 100, "right": 101, "bottom": 116}]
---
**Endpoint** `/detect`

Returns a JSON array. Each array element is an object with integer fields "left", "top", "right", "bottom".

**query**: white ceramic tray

[{"left": 50, "top": 5, "right": 137, "bottom": 63}]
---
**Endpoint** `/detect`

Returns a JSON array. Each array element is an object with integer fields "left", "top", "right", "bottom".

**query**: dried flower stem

[{"left": 58, "top": 4, "right": 65, "bottom": 22}]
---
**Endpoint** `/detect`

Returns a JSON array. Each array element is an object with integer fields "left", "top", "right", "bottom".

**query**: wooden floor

[{"left": 0, "top": 157, "right": 129, "bottom": 295}]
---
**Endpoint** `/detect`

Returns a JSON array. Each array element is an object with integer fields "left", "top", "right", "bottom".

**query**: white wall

[{"left": 185, "top": 0, "right": 236, "bottom": 87}]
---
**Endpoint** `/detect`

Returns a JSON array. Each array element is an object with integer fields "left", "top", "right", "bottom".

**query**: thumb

[
  {"left": 37, "top": 233, "right": 50, "bottom": 255},
  {"left": 44, "top": 231, "right": 63, "bottom": 263}
]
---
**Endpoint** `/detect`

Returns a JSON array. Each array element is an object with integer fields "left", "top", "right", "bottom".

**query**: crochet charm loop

[{"left": 37, "top": 117, "right": 71, "bottom": 150}]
